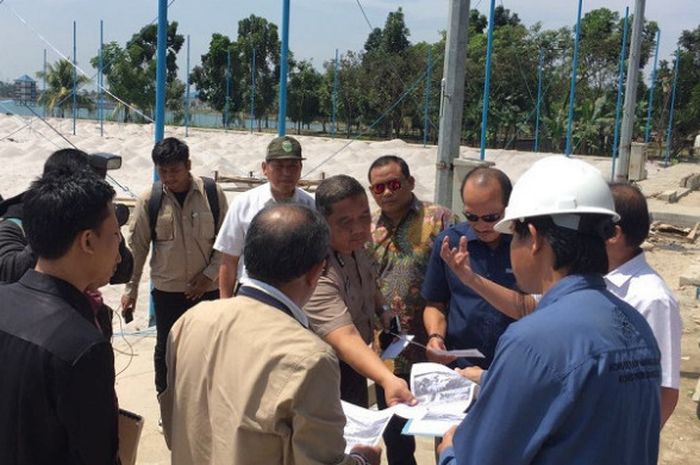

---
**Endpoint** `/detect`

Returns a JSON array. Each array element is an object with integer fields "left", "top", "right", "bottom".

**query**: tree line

[{"left": 30, "top": 7, "right": 700, "bottom": 158}]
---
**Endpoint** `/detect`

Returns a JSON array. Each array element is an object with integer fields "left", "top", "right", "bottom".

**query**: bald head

[
  {"left": 244, "top": 204, "right": 329, "bottom": 286},
  {"left": 460, "top": 167, "right": 512, "bottom": 206},
  {"left": 609, "top": 182, "right": 650, "bottom": 249}
]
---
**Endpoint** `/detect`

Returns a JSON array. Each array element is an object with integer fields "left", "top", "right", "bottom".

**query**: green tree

[
  {"left": 36, "top": 59, "right": 92, "bottom": 118},
  {"left": 288, "top": 60, "right": 322, "bottom": 134}
]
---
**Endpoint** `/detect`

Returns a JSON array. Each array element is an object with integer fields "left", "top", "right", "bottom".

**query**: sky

[{"left": 1, "top": 0, "right": 698, "bottom": 86}]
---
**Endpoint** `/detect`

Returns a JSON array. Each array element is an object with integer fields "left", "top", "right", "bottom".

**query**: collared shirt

[
  {"left": 214, "top": 182, "right": 315, "bottom": 281},
  {"left": 304, "top": 248, "right": 379, "bottom": 344},
  {"left": 239, "top": 276, "right": 309, "bottom": 327},
  {"left": 440, "top": 274, "right": 661, "bottom": 465},
  {"left": 160, "top": 288, "right": 355, "bottom": 465},
  {"left": 126, "top": 176, "right": 228, "bottom": 299},
  {"left": 605, "top": 251, "right": 682, "bottom": 389},
  {"left": 421, "top": 222, "right": 515, "bottom": 368},
  {"left": 371, "top": 197, "right": 455, "bottom": 373},
  {"left": 0, "top": 270, "right": 119, "bottom": 465}
]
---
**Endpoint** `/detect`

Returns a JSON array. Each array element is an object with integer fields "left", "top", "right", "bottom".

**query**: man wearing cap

[
  {"left": 215, "top": 135, "right": 315, "bottom": 297},
  {"left": 437, "top": 156, "right": 661, "bottom": 465}
]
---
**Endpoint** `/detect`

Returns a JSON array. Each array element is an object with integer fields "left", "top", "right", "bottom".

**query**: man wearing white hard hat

[{"left": 437, "top": 156, "right": 661, "bottom": 465}]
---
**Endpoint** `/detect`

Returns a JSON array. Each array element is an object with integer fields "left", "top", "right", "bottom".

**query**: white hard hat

[{"left": 494, "top": 156, "right": 619, "bottom": 234}]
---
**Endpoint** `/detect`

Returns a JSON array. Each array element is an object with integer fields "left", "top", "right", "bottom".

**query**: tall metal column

[
  {"left": 664, "top": 47, "right": 680, "bottom": 167},
  {"left": 332, "top": 48, "right": 339, "bottom": 139},
  {"left": 564, "top": 0, "right": 583, "bottom": 156},
  {"left": 250, "top": 48, "right": 256, "bottom": 133},
  {"left": 435, "top": 0, "right": 470, "bottom": 207},
  {"left": 611, "top": 7, "right": 629, "bottom": 180},
  {"left": 479, "top": 0, "right": 496, "bottom": 160},
  {"left": 99, "top": 19, "right": 104, "bottom": 137},
  {"left": 185, "top": 34, "right": 191, "bottom": 137},
  {"left": 423, "top": 47, "right": 432, "bottom": 147},
  {"left": 615, "top": 0, "right": 646, "bottom": 181},
  {"left": 225, "top": 48, "right": 231, "bottom": 129},
  {"left": 644, "top": 30, "right": 660, "bottom": 144},
  {"left": 72, "top": 20, "right": 77, "bottom": 134},
  {"left": 277, "top": 0, "right": 291, "bottom": 136},
  {"left": 534, "top": 49, "right": 544, "bottom": 152},
  {"left": 43, "top": 49, "right": 47, "bottom": 117}
]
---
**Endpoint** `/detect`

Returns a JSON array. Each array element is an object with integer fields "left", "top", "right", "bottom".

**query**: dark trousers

[
  {"left": 375, "top": 373, "right": 417, "bottom": 465},
  {"left": 339, "top": 360, "right": 369, "bottom": 408},
  {"left": 153, "top": 288, "right": 219, "bottom": 394}
]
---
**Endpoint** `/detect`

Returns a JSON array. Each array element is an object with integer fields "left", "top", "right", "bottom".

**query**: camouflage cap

[{"left": 266, "top": 135, "right": 305, "bottom": 161}]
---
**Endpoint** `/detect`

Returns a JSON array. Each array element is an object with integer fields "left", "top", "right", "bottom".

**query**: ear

[
  {"left": 306, "top": 260, "right": 326, "bottom": 288},
  {"left": 528, "top": 223, "right": 543, "bottom": 256},
  {"left": 407, "top": 175, "right": 416, "bottom": 191},
  {"left": 606, "top": 224, "right": 624, "bottom": 246},
  {"left": 77, "top": 229, "right": 96, "bottom": 255},
  {"left": 186, "top": 159, "right": 192, "bottom": 171},
  {"left": 261, "top": 161, "right": 269, "bottom": 176}
]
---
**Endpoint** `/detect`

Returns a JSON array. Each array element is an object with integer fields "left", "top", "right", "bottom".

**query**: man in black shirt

[{"left": 0, "top": 167, "right": 121, "bottom": 464}]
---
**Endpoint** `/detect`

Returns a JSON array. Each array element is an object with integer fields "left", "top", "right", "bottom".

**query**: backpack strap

[
  {"left": 148, "top": 181, "right": 164, "bottom": 242},
  {"left": 201, "top": 176, "right": 220, "bottom": 233}
]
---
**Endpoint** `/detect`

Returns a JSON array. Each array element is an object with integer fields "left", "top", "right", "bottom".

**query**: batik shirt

[{"left": 370, "top": 197, "right": 455, "bottom": 374}]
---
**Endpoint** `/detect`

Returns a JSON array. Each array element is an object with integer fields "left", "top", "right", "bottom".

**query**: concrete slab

[
  {"left": 648, "top": 199, "right": 700, "bottom": 229},
  {"left": 680, "top": 264, "right": 700, "bottom": 288}
]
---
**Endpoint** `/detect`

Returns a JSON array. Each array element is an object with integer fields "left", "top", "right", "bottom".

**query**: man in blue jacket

[{"left": 438, "top": 156, "right": 661, "bottom": 465}]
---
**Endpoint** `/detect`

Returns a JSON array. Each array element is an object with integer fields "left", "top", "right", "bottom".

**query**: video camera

[{"left": 88, "top": 152, "right": 122, "bottom": 178}]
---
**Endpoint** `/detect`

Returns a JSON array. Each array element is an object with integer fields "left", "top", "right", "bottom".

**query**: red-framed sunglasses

[{"left": 370, "top": 178, "right": 402, "bottom": 195}]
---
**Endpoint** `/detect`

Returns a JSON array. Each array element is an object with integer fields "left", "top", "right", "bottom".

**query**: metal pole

[
  {"left": 435, "top": 0, "right": 471, "bottom": 207},
  {"left": 534, "top": 49, "right": 544, "bottom": 152},
  {"left": 185, "top": 34, "right": 191, "bottom": 137},
  {"left": 644, "top": 29, "right": 660, "bottom": 144},
  {"left": 225, "top": 48, "right": 231, "bottom": 129},
  {"left": 479, "top": 0, "right": 496, "bottom": 160},
  {"left": 564, "top": 0, "right": 583, "bottom": 156},
  {"left": 152, "top": 0, "right": 168, "bottom": 327},
  {"left": 611, "top": 7, "right": 629, "bottom": 180},
  {"left": 99, "top": 19, "right": 104, "bottom": 137},
  {"left": 615, "top": 0, "right": 646, "bottom": 181},
  {"left": 43, "top": 49, "right": 47, "bottom": 117},
  {"left": 423, "top": 47, "right": 432, "bottom": 147},
  {"left": 332, "top": 48, "right": 339, "bottom": 139},
  {"left": 664, "top": 47, "right": 680, "bottom": 167},
  {"left": 250, "top": 48, "right": 256, "bottom": 133},
  {"left": 72, "top": 20, "right": 77, "bottom": 135},
  {"left": 278, "top": 0, "right": 290, "bottom": 136}
]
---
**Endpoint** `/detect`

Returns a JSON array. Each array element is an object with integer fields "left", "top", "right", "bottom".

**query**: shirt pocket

[
  {"left": 193, "top": 211, "right": 216, "bottom": 240},
  {"left": 155, "top": 209, "right": 175, "bottom": 242}
]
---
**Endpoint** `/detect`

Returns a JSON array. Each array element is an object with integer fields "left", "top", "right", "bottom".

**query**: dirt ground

[{"left": 644, "top": 233, "right": 700, "bottom": 465}]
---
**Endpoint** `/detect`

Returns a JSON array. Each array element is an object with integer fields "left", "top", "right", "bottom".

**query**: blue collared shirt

[
  {"left": 440, "top": 273, "right": 661, "bottom": 465},
  {"left": 421, "top": 222, "right": 515, "bottom": 367}
]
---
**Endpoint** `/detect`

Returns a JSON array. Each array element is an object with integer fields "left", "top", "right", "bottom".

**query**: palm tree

[{"left": 36, "top": 59, "right": 92, "bottom": 118}]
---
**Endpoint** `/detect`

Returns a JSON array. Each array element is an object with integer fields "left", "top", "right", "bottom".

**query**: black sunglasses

[
  {"left": 463, "top": 211, "right": 502, "bottom": 223},
  {"left": 370, "top": 178, "right": 402, "bottom": 195}
]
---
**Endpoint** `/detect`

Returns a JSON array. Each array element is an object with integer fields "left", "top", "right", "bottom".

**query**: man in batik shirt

[{"left": 368, "top": 155, "right": 455, "bottom": 465}]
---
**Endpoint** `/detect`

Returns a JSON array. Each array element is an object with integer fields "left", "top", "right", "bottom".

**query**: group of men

[{"left": 0, "top": 133, "right": 681, "bottom": 465}]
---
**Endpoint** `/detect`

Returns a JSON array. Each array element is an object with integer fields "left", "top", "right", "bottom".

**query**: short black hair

[
  {"left": 23, "top": 171, "right": 115, "bottom": 260},
  {"left": 513, "top": 214, "right": 614, "bottom": 274},
  {"left": 315, "top": 175, "right": 367, "bottom": 217},
  {"left": 460, "top": 167, "right": 512, "bottom": 206},
  {"left": 367, "top": 155, "right": 411, "bottom": 182},
  {"left": 43, "top": 149, "right": 91, "bottom": 177},
  {"left": 152, "top": 137, "right": 189, "bottom": 166},
  {"left": 244, "top": 204, "right": 329, "bottom": 287},
  {"left": 609, "top": 182, "right": 649, "bottom": 250}
]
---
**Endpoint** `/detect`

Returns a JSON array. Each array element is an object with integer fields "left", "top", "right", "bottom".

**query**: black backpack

[{"left": 147, "top": 177, "right": 220, "bottom": 241}]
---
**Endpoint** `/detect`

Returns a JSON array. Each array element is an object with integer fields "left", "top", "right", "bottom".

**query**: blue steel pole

[
  {"left": 152, "top": 0, "right": 168, "bottom": 327},
  {"left": 332, "top": 48, "right": 339, "bottom": 139},
  {"left": 72, "top": 20, "right": 77, "bottom": 135},
  {"left": 278, "top": 0, "right": 290, "bottom": 136},
  {"left": 250, "top": 48, "right": 256, "bottom": 133},
  {"left": 99, "top": 19, "right": 104, "bottom": 137},
  {"left": 644, "top": 30, "right": 661, "bottom": 144},
  {"left": 43, "top": 49, "right": 47, "bottom": 117},
  {"left": 611, "top": 7, "right": 630, "bottom": 180},
  {"left": 225, "top": 48, "right": 231, "bottom": 129},
  {"left": 479, "top": 0, "right": 496, "bottom": 161},
  {"left": 565, "top": 0, "right": 583, "bottom": 156},
  {"left": 185, "top": 34, "right": 190, "bottom": 137},
  {"left": 534, "top": 49, "right": 544, "bottom": 152},
  {"left": 423, "top": 47, "right": 432, "bottom": 147},
  {"left": 664, "top": 47, "right": 680, "bottom": 167}
]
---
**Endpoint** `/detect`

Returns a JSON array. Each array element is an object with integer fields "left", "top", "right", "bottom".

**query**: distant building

[{"left": 14, "top": 75, "right": 37, "bottom": 105}]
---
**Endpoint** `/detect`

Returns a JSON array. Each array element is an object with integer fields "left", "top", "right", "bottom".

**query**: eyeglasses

[
  {"left": 370, "top": 178, "right": 402, "bottom": 195},
  {"left": 463, "top": 211, "right": 502, "bottom": 223}
]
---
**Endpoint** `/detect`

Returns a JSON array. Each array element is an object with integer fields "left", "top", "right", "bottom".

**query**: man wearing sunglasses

[
  {"left": 368, "top": 155, "right": 455, "bottom": 465},
  {"left": 422, "top": 167, "right": 518, "bottom": 370}
]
